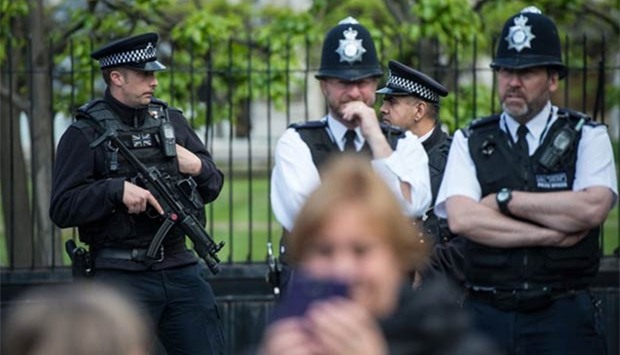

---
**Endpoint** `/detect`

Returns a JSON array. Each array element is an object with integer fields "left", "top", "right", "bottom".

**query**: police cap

[
  {"left": 491, "top": 6, "right": 566, "bottom": 79},
  {"left": 91, "top": 32, "right": 166, "bottom": 72},
  {"left": 376, "top": 60, "right": 448, "bottom": 104},
  {"left": 315, "top": 17, "right": 383, "bottom": 81}
]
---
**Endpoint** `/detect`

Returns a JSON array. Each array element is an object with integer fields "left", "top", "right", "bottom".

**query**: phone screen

[{"left": 269, "top": 271, "right": 349, "bottom": 322}]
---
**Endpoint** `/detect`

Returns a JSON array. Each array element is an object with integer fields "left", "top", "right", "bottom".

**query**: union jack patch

[{"left": 132, "top": 133, "right": 152, "bottom": 148}]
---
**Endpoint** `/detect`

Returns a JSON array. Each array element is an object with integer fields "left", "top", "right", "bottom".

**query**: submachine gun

[{"left": 87, "top": 122, "right": 225, "bottom": 275}]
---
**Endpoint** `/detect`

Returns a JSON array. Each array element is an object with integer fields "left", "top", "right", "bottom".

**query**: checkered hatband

[
  {"left": 99, "top": 42, "right": 157, "bottom": 68},
  {"left": 387, "top": 71, "right": 439, "bottom": 103}
]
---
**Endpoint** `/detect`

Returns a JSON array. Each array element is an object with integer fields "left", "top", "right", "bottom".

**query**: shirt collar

[
  {"left": 327, "top": 114, "right": 362, "bottom": 147},
  {"left": 502, "top": 101, "right": 554, "bottom": 143},
  {"left": 417, "top": 126, "right": 434, "bottom": 143}
]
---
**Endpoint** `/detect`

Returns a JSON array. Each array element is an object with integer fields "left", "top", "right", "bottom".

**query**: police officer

[
  {"left": 375, "top": 61, "right": 464, "bottom": 286},
  {"left": 50, "top": 33, "right": 225, "bottom": 355},
  {"left": 435, "top": 7, "right": 617, "bottom": 354},
  {"left": 270, "top": 17, "right": 431, "bottom": 293},
  {"left": 376, "top": 60, "right": 450, "bottom": 241},
  {"left": 271, "top": 17, "right": 431, "bottom": 232}
]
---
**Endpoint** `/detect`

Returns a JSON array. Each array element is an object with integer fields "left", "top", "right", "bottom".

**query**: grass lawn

[{"left": 1, "top": 176, "right": 618, "bottom": 267}]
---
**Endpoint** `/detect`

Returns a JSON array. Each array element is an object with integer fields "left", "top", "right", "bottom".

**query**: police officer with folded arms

[
  {"left": 50, "top": 33, "right": 225, "bottom": 355},
  {"left": 435, "top": 7, "right": 617, "bottom": 354}
]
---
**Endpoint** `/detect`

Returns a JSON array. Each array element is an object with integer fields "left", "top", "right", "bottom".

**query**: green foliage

[
  {"left": 0, "top": 0, "right": 28, "bottom": 61},
  {"left": 441, "top": 81, "right": 496, "bottom": 133},
  {"left": 411, "top": 0, "right": 483, "bottom": 48},
  {"left": 5, "top": 0, "right": 617, "bottom": 127}
]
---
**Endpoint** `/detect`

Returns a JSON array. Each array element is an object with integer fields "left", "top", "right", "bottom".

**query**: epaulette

[
  {"left": 461, "top": 114, "right": 500, "bottom": 138},
  {"left": 557, "top": 108, "right": 598, "bottom": 127},
  {"left": 151, "top": 97, "right": 169, "bottom": 107},
  {"left": 76, "top": 99, "right": 105, "bottom": 116},
  {"left": 149, "top": 97, "right": 183, "bottom": 114},
  {"left": 289, "top": 120, "right": 327, "bottom": 130}
]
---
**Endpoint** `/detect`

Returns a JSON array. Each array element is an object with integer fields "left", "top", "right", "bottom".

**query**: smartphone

[{"left": 269, "top": 271, "right": 349, "bottom": 322}]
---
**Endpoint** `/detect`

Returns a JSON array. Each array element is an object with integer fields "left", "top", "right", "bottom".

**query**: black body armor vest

[
  {"left": 73, "top": 99, "right": 204, "bottom": 250},
  {"left": 421, "top": 127, "right": 453, "bottom": 244},
  {"left": 464, "top": 109, "right": 600, "bottom": 290},
  {"left": 291, "top": 120, "right": 405, "bottom": 171}
]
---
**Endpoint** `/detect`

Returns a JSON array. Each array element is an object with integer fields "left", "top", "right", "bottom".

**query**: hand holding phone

[{"left": 269, "top": 271, "right": 349, "bottom": 322}]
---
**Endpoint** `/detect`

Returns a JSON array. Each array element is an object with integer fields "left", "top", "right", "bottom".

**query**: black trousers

[
  {"left": 95, "top": 263, "right": 225, "bottom": 355},
  {"left": 465, "top": 290, "right": 606, "bottom": 355}
]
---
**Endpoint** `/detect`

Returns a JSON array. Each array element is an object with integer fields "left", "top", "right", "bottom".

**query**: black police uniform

[
  {"left": 418, "top": 124, "right": 467, "bottom": 287},
  {"left": 437, "top": 7, "right": 610, "bottom": 354},
  {"left": 375, "top": 60, "right": 463, "bottom": 286},
  {"left": 273, "top": 18, "right": 435, "bottom": 296},
  {"left": 50, "top": 33, "right": 225, "bottom": 355},
  {"left": 276, "top": 17, "right": 386, "bottom": 289},
  {"left": 376, "top": 60, "right": 452, "bottom": 241},
  {"left": 291, "top": 119, "right": 406, "bottom": 171}
]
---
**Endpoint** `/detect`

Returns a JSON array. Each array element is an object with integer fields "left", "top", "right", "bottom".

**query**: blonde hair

[
  {"left": 4, "top": 282, "right": 149, "bottom": 355},
  {"left": 287, "top": 154, "right": 428, "bottom": 272}
]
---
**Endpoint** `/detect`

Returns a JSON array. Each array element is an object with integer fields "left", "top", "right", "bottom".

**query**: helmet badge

[
  {"left": 505, "top": 15, "right": 536, "bottom": 52},
  {"left": 145, "top": 42, "right": 155, "bottom": 56},
  {"left": 336, "top": 27, "right": 366, "bottom": 64}
]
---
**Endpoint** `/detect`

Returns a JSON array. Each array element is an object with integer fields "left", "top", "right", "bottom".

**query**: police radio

[
  {"left": 539, "top": 116, "right": 585, "bottom": 170},
  {"left": 160, "top": 121, "right": 177, "bottom": 157},
  {"left": 150, "top": 104, "right": 177, "bottom": 158}
]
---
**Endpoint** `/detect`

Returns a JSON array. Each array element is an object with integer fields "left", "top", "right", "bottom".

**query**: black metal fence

[
  {"left": 1, "top": 32, "right": 618, "bottom": 269},
  {"left": 1, "top": 32, "right": 619, "bottom": 355}
]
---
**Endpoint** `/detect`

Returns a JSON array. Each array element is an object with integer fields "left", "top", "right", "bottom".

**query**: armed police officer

[
  {"left": 50, "top": 33, "right": 225, "bottom": 355},
  {"left": 271, "top": 17, "right": 431, "bottom": 292},
  {"left": 375, "top": 61, "right": 465, "bottom": 286},
  {"left": 435, "top": 7, "right": 617, "bottom": 355}
]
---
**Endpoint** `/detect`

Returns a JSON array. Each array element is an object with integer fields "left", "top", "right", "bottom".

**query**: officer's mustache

[{"left": 504, "top": 89, "right": 525, "bottom": 99}]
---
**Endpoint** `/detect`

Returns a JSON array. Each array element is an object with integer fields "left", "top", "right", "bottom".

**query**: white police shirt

[
  {"left": 271, "top": 114, "right": 432, "bottom": 232},
  {"left": 435, "top": 102, "right": 618, "bottom": 218}
]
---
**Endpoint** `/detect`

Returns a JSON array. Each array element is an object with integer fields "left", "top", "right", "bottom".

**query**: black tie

[
  {"left": 516, "top": 125, "right": 529, "bottom": 159},
  {"left": 344, "top": 130, "right": 357, "bottom": 152}
]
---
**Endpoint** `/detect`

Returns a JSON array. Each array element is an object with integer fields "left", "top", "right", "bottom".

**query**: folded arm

[
  {"left": 481, "top": 187, "right": 615, "bottom": 233},
  {"left": 446, "top": 195, "right": 587, "bottom": 248}
]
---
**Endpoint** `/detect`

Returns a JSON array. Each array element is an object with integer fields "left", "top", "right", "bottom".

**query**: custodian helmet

[
  {"left": 490, "top": 7, "right": 566, "bottom": 79},
  {"left": 315, "top": 17, "right": 383, "bottom": 81}
]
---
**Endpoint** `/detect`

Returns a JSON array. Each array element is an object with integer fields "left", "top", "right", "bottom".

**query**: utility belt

[
  {"left": 96, "top": 246, "right": 165, "bottom": 263},
  {"left": 467, "top": 287, "right": 586, "bottom": 312}
]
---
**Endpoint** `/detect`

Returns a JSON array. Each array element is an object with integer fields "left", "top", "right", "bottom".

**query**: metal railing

[{"left": 1, "top": 33, "right": 618, "bottom": 270}]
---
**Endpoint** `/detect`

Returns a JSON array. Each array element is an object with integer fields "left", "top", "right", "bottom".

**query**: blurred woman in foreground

[
  {"left": 4, "top": 282, "right": 149, "bottom": 355},
  {"left": 259, "top": 154, "right": 496, "bottom": 355}
]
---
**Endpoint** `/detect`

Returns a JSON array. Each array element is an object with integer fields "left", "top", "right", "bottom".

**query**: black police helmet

[
  {"left": 491, "top": 6, "right": 566, "bottom": 79},
  {"left": 315, "top": 17, "right": 383, "bottom": 81},
  {"left": 91, "top": 32, "right": 166, "bottom": 72}
]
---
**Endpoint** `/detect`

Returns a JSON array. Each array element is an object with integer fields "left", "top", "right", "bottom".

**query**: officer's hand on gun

[{"left": 123, "top": 181, "right": 164, "bottom": 215}]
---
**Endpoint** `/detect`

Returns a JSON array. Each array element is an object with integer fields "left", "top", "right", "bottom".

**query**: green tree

[{"left": 1, "top": 0, "right": 617, "bottom": 266}]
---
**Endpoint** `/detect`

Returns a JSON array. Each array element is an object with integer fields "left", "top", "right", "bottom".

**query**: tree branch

[
  {"left": 383, "top": 0, "right": 409, "bottom": 24},
  {"left": 100, "top": 0, "right": 173, "bottom": 32},
  {"left": 472, "top": 0, "right": 493, "bottom": 12},
  {"left": 0, "top": 85, "right": 30, "bottom": 113},
  {"left": 583, "top": 4, "right": 619, "bottom": 35}
]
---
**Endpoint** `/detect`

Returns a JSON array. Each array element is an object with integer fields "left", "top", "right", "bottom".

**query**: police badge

[
  {"left": 505, "top": 14, "right": 536, "bottom": 52},
  {"left": 335, "top": 27, "right": 366, "bottom": 64}
]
